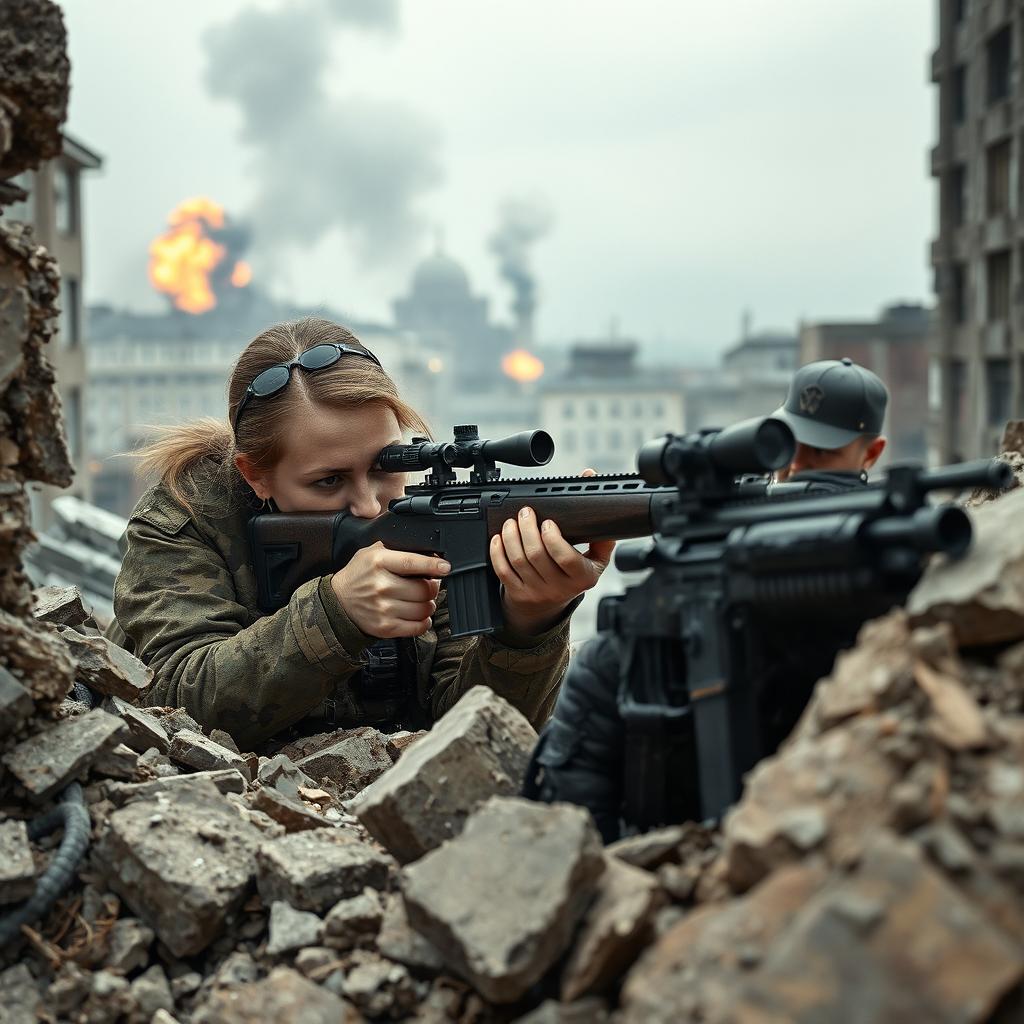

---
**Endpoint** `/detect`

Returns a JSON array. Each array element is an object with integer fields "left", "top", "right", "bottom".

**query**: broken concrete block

[
  {"left": 341, "top": 949, "right": 419, "bottom": 1019},
  {"left": 607, "top": 825, "right": 688, "bottom": 870},
  {"left": 0, "top": 665, "right": 33, "bottom": 737},
  {"left": 730, "top": 837, "right": 1024, "bottom": 1022},
  {"left": 323, "top": 889, "right": 383, "bottom": 951},
  {"left": 92, "top": 779, "right": 262, "bottom": 957},
  {"left": 57, "top": 627, "right": 153, "bottom": 701},
  {"left": 257, "top": 828, "right": 392, "bottom": 913},
  {"left": 104, "top": 917, "right": 155, "bottom": 973},
  {"left": 105, "top": 769, "right": 247, "bottom": 807},
  {"left": 0, "top": 963, "right": 42, "bottom": 1023},
  {"left": 91, "top": 743, "right": 140, "bottom": 782},
  {"left": 351, "top": 685, "right": 537, "bottom": 863},
  {"left": 251, "top": 786, "right": 333, "bottom": 832},
  {"left": 102, "top": 695, "right": 170, "bottom": 754},
  {"left": 2, "top": 709, "right": 126, "bottom": 800},
  {"left": 376, "top": 892, "right": 445, "bottom": 974},
  {"left": 209, "top": 728, "right": 240, "bottom": 753},
  {"left": 145, "top": 706, "right": 201, "bottom": 736},
  {"left": 402, "top": 796, "right": 605, "bottom": 1004},
  {"left": 560, "top": 857, "right": 662, "bottom": 1001},
  {"left": 0, "top": 819, "right": 36, "bottom": 904},
  {"left": 129, "top": 965, "right": 175, "bottom": 1021},
  {"left": 257, "top": 753, "right": 317, "bottom": 799},
  {"left": 386, "top": 730, "right": 426, "bottom": 762},
  {"left": 296, "top": 726, "right": 392, "bottom": 792},
  {"left": 33, "top": 584, "right": 89, "bottom": 627},
  {"left": 168, "top": 729, "right": 250, "bottom": 778},
  {"left": 266, "top": 900, "right": 322, "bottom": 956},
  {"left": 908, "top": 486, "right": 1024, "bottom": 646},
  {"left": 191, "top": 966, "right": 351, "bottom": 1024}
]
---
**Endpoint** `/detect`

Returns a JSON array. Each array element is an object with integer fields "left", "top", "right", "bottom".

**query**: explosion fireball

[
  {"left": 501, "top": 348, "right": 544, "bottom": 383},
  {"left": 148, "top": 197, "right": 251, "bottom": 314}
]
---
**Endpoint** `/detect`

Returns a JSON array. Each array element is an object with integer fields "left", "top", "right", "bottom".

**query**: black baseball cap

[{"left": 772, "top": 358, "right": 888, "bottom": 450}]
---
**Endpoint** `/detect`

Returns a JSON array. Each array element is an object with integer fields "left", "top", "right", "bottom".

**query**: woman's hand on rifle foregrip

[
  {"left": 330, "top": 543, "right": 449, "bottom": 638},
  {"left": 490, "top": 468, "right": 615, "bottom": 637}
]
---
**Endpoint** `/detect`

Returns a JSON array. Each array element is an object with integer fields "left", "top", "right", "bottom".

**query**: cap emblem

[{"left": 799, "top": 385, "right": 825, "bottom": 416}]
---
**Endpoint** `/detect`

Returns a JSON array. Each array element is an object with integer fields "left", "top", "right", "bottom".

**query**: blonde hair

[{"left": 136, "top": 317, "right": 428, "bottom": 516}]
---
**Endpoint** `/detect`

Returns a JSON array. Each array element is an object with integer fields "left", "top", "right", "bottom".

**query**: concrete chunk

[
  {"left": 560, "top": 857, "right": 662, "bottom": 1001},
  {"left": 92, "top": 779, "right": 262, "bottom": 957},
  {"left": 0, "top": 819, "right": 36, "bottom": 904},
  {"left": 33, "top": 584, "right": 89, "bottom": 627},
  {"left": 252, "top": 786, "right": 333, "bottom": 832},
  {"left": 266, "top": 900, "right": 323, "bottom": 956},
  {"left": 169, "top": 729, "right": 250, "bottom": 778},
  {"left": 192, "top": 966, "right": 351, "bottom": 1024},
  {"left": 0, "top": 665, "right": 33, "bottom": 737},
  {"left": 376, "top": 892, "right": 445, "bottom": 973},
  {"left": 402, "top": 796, "right": 605, "bottom": 1004},
  {"left": 297, "top": 726, "right": 392, "bottom": 792},
  {"left": 351, "top": 685, "right": 538, "bottom": 863},
  {"left": 2, "top": 709, "right": 126, "bottom": 800},
  {"left": 58, "top": 628, "right": 153, "bottom": 701},
  {"left": 105, "top": 769, "right": 247, "bottom": 807},
  {"left": 257, "top": 828, "right": 392, "bottom": 913},
  {"left": 323, "top": 890, "right": 383, "bottom": 951},
  {"left": 908, "top": 486, "right": 1024, "bottom": 646},
  {"left": 102, "top": 695, "right": 170, "bottom": 754}
]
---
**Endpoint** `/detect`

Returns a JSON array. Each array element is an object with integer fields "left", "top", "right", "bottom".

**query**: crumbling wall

[{"left": 0, "top": 0, "right": 77, "bottom": 745}]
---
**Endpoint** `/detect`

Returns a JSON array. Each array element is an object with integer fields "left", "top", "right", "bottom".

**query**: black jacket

[{"left": 523, "top": 469, "right": 868, "bottom": 842}]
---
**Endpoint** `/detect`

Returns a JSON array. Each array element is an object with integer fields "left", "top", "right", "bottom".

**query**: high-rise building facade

[{"left": 930, "top": 0, "right": 1023, "bottom": 461}]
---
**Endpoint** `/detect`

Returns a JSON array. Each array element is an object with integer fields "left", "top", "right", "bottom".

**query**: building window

[
  {"left": 949, "top": 358, "right": 968, "bottom": 458},
  {"left": 65, "top": 386, "right": 82, "bottom": 463},
  {"left": 950, "top": 262, "right": 967, "bottom": 323},
  {"left": 652, "top": 400, "right": 664, "bottom": 417},
  {"left": 634, "top": 428, "right": 646, "bottom": 447},
  {"left": 987, "top": 249, "right": 1011, "bottom": 321},
  {"left": 986, "top": 139, "right": 1011, "bottom": 216},
  {"left": 59, "top": 276, "right": 80, "bottom": 348},
  {"left": 564, "top": 429, "right": 577, "bottom": 453},
  {"left": 609, "top": 400, "right": 621, "bottom": 418},
  {"left": 950, "top": 164, "right": 967, "bottom": 225},
  {"left": 562, "top": 400, "right": 574, "bottom": 419},
  {"left": 987, "top": 27, "right": 1012, "bottom": 106},
  {"left": 986, "top": 358, "right": 1011, "bottom": 427},
  {"left": 586, "top": 401, "right": 599, "bottom": 419},
  {"left": 54, "top": 164, "right": 78, "bottom": 236},
  {"left": 952, "top": 64, "right": 967, "bottom": 124},
  {"left": 607, "top": 429, "right": 621, "bottom": 449}
]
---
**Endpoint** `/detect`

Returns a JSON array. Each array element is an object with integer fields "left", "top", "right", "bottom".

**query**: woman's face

[{"left": 241, "top": 401, "right": 409, "bottom": 516}]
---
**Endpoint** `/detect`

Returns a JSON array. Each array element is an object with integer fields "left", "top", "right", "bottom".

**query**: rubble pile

[{"left": 3, "top": 467, "right": 1023, "bottom": 1022}]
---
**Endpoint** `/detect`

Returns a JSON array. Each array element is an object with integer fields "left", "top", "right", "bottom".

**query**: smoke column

[
  {"left": 203, "top": 0, "right": 442, "bottom": 267},
  {"left": 489, "top": 196, "right": 554, "bottom": 337}
]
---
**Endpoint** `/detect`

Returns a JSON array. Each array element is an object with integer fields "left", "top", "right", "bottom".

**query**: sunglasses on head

[{"left": 232, "top": 342, "right": 382, "bottom": 434}]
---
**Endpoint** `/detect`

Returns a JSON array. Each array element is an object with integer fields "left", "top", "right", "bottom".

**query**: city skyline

[{"left": 61, "top": 0, "right": 934, "bottom": 360}]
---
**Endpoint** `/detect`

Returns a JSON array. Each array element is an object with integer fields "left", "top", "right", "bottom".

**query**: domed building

[{"left": 393, "top": 247, "right": 512, "bottom": 388}]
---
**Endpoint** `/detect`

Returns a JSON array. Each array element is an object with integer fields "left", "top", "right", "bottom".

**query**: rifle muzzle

[{"left": 864, "top": 504, "right": 972, "bottom": 557}]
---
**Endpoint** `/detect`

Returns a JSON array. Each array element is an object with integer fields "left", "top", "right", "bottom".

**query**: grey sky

[{"left": 60, "top": 0, "right": 935, "bottom": 361}]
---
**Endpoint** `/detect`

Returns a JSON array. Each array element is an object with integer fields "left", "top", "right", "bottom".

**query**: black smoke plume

[{"left": 489, "top": 196, "right": 554, "bottom": 330}]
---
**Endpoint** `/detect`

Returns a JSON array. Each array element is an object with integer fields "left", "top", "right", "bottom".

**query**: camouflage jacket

[{"left": 109, "top": 464, "right": 573, "bottom": 750}]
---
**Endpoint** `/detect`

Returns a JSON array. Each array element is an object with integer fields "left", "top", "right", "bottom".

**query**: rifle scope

[
  {"left": 376, "top": 440, "right": 458, "bottom": 473},
  {"left": 451, "top": 426, "right": 555, "bottom": 469},
  {"left": 637, "top": 415, "right": 795, "bottom": 487}
]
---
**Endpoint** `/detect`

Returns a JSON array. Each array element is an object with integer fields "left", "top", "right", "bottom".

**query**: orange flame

[
  {"left": 501, "top": 348, "right": 544, "bottom": 383},
  {"left": 231, "top": 260, "right": 253, "bottom": 288},
  {"left": 148, "top": 197, "right": 251, "bottom": 314}
]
